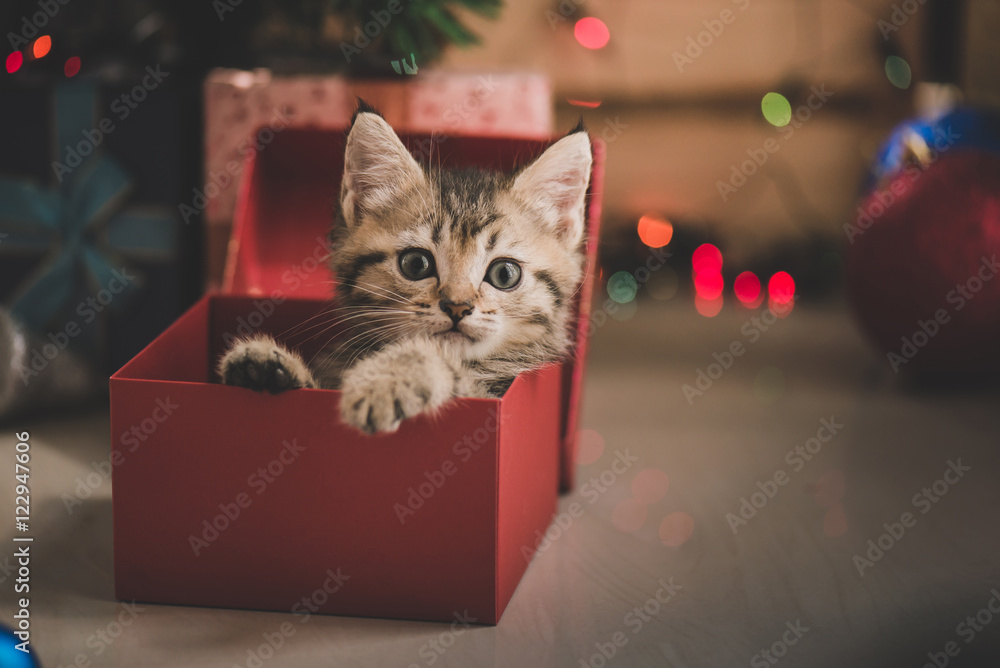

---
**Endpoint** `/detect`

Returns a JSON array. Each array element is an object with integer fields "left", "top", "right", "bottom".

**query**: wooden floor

[{"left": 3, "top": 298, "right": 1000, "bottom": 667}]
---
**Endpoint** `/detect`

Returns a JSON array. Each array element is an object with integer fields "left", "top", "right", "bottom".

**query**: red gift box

[{"left": 110, "top": 128, "right": 603, "bottom": 624}]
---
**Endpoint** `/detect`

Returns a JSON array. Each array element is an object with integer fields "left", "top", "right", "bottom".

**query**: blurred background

[
  {"left": 3, "top": 1, "right": 1000, "bottom": 666},
  {"left": 2, "top": 0, "right": 999, "bottom": 393}
]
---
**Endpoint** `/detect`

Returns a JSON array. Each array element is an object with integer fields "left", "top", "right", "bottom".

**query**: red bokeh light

[
  {"left": 769, "top": 297, "right": 795, "bottom": 318},
  {"left": 768, "top": 271, "right": 796, "bottom": 304},
  {"left": 631, "top": 468, "right": 670, "bottom": 505},
  {"left": 694, "top": 294, "right": 724, "bottom": 317},
  {"left": 693, "top": 270, "right": 724, "bottom": 300},
  {"left": 6, "top": 51, "right": 23, "bottom": 74},
  {"left": 692, "top": 243, "right": 722, "bottom": 274},
  {"left": 567, "top": 98, "right": 602, "bottom": 109},
  {"left": 659, "top": 511, "right": 695, "bottom": 547},
  {"left": 574, "top": 17, "right": 610, "bottom": 50},
  {"left": 734, "top": 271, "right": 761, "bottom": 304},
  {"left": 637, "top": 214, "right": 673, "bottom": 248},
  {"left": 574, "top": 429, "right": 605, "bottom": 465},
  {"left": 64, "top": 56, "right": 81, "bottom": 77}
]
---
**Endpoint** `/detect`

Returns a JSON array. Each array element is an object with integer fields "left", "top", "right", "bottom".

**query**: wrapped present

[{"left": 0, "top": 78, "right": 188, "bottom": 374}]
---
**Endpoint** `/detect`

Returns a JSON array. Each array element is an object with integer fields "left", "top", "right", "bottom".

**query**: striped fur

[{"left": 221, "top": 107, "right": 592, "bottom": 434}]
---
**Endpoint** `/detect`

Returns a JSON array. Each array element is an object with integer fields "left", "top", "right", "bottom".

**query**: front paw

[
  {"left": 339, "top": 347, "right": 453, "bottom": 434},
  {"left": 219, "top": 336, "right": 316, "bottom": 394}
]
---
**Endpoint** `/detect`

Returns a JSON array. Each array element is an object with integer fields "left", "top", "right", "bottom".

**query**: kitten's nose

[{"left": 439, "top": 299, "right": 474, "bottom": 322}]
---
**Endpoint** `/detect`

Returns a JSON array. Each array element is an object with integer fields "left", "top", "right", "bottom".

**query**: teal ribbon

[{"left": 0, "top": 80, "right": 176, "bottom": 335}]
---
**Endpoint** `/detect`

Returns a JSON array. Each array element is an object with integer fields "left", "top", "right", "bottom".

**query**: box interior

[{"left": 115, "top": 296, "right": 334, "bottom": 385}]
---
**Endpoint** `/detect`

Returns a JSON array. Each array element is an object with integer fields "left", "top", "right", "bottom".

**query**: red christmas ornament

[{"left": 846, "top": 151, "right": 1000, "bottom": 375}]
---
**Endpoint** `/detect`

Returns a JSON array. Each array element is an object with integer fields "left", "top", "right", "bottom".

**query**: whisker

[
  {"left": 318, "top": 318, "right": 409, "bottom": 361},
  {"left": 345, "top": 279, "right": 416, "bottom": 305},
  {"left": 343, "top": 322, "right": 414, "bottom": 369},
  {"left": 313, "top": 321, "right": 412, "bottom": 377},
  {"left": 339, "top": 280, "right": 415, "bottom": 306},
  {"left": 296, "top": 314, "right": 405, "bottom": 349},
  {"left": 286, "top": 307, "right": 411, "bottom": 341},
  {"left": 277, "top": 303, "right": 344, "bottom": 338},
  {"left": 304, "top": 315, "right": 405, "bottom": 363}
]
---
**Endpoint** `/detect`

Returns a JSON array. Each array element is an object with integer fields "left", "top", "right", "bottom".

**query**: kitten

[{"left": 218, "top": 103, "right": 592, "bottom": 434}]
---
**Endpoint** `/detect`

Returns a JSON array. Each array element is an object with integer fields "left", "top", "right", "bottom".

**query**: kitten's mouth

[{"left": 436, "top": 325, "right": 475, "bottom": 343}]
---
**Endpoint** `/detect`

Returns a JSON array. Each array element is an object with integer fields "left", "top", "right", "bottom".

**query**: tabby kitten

[{"left": 219, "top": 104, "right": 592, "bottom": 434}]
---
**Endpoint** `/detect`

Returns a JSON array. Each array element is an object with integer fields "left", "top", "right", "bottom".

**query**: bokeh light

[
  {"left": 753, "top": 366, "right": 785, "bottom": 403},
  {"left": 769, "top": 296, "right": 795, "bottom": 318},
  {"left": 64, "top": 56, "right": 81, "bottom": 77},
  {"left": 608, "top": 271, "right": 638, "bottom": 303},
  {"left": 631, "top": 468, "right": 670, "bottom": 505},
  {"left": 574, "top": 17, "right": 610, "bottom": 49},
  {"left": 574, "top": 429, "right": 605, "bottom": 465},
  {"left": 659, "top": 511, "right": 695, "bottom": 547},
  {"left": 761, "top": 92, "right": 792, "bottom": 127},
  {"left": 885, "top": 55, "right": 912, "bottom": 89},
  {"left": 691, "top": 243, "right": 722, "bottom": 274},
  {"left": 612, "top": 498, "right": 648, "bottom": 533},
  {"left": 694, "top": 294, "right": 723, "bottom": 318},
  {"left": 567, "top": 98, "right": 602, "bottom": 109},
  {"left": 637, "top": 214, "right": 673, "bottom": 248},
  {"left": 5, "top": 51, "right": 23, "bottom": 74},
  {"left": 32, "top": 35, "right": 51, "bottom": 59},
  {"left": 734, "top": 271, "right": 761, "bottom": 304},
  {"left": 693, "top": 270, "right": 724, "bottom": 300},
  {"left": 647, "top": 267, "right": 678, "bottom": 301},
  {"left": 768, "top": 271, "right": 795, "bottom": 304}
]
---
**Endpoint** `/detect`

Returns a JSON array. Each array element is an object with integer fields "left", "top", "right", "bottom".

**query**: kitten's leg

[
  {"left": 218, "top": 335, "right": 317, "bottom": 393},
  {"left": 339, "top": 337, "right": 482, "bottom": 435}
]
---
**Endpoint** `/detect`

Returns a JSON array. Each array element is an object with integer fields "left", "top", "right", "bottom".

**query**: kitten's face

[{"left": 332, "top": 113, "right": 592, "bottom": 364}]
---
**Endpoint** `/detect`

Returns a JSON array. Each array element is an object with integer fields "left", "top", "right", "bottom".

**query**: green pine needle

[{"left": 335, "top": 0, "right": 503, "bottom": 65}]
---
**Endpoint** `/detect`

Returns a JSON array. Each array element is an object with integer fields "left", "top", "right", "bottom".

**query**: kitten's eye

[
  {"left": 485, "top": 259, "right": 522, "bottom": 290},
  {"left": 398, "top": 249, "right": 435, "bottom": 280}
]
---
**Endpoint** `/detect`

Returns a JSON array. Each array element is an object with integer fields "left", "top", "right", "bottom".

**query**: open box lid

[{"left": 223, "top": 127, "right": 604, "bottom": 491}]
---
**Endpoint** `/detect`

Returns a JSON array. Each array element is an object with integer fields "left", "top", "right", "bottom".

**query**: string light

[
  {"left": 608, "top": 271, "right": 638, "bottom": 304},
  {"left": 693, "top": 271, "right": 723, "bottom": 300},
  {"left": 574, "top": 17, "right": 610, "bottom": 49},
  {"left": 691, "top": 243, "right": 722, "bottom": 274},
  {"left": 761, "top": 92, "right": 792, "bottom": 127},
  {"left": 32, "top": 35, "right": 51, "bottom": 59},
  {"left": 694, "top": 295, "right": 723, "bottom": 317},
  {"left": 734, "top": 271, "right": 761, "bottom": 304},
  {"left": 637, "top": 214, "right": 673, "bottom": 248},
  {"left": 64, "top": 56, "right": 81, "bottom": 77},
  {"left": 885, "top": 55, "right": 912, "bottom": 89},
  {"left": 768, "top": 271, "right": 795, "bottom": 304},
  {"left": 5, "top": 51, "right": 22, "bottom": 74}
]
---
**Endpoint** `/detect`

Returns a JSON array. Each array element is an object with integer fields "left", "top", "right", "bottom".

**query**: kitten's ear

[
  {"left": 341, "top": 111, "right": 426, "bottom": 226},
  {"left": 511, "top": 131, "right": 592, "bottom": 248}
]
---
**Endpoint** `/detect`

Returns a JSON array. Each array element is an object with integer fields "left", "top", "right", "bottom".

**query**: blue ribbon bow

[{"left": 0, "top": 80, "right": 176, "bottom": 338}]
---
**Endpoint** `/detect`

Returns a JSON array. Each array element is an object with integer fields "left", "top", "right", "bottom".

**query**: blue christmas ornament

[
  {"left": 0, "top": 623, "right": 40, "bottom": 668},
  {"left": 866, "top": 107, "right": 1000, "bottom": 190}
]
